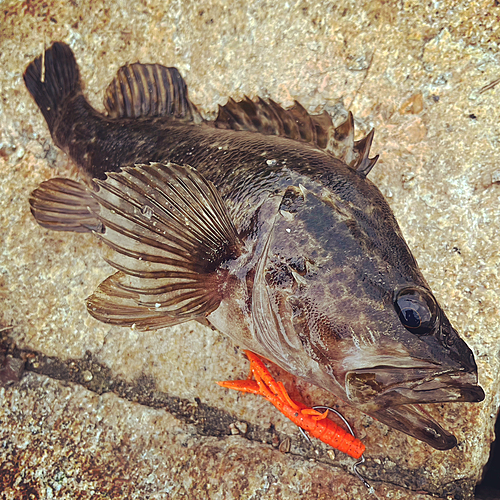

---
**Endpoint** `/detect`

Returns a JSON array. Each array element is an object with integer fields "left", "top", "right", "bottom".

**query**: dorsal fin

[
  {"left": 310, "top": 110, "right": 333, "bottom": 149},
  {"left": 214, "top": 98, "right": 378, "bottom": 175},
  {"left": 328, "top": 111, "right": 355, "bottom": 164},
  {"left": 104, "top": 63, "right": 202, "bottom": 122},
  {"left": 87, "top": 162, "right": 241, "bottom": 330},
  {"left": 353, "top": 129, "right": 379, "bottom": 177},
  {"left": 266, "top": 98, "right": 300, "bottom": 139},
  {"left": 328, "top": 111, "right": 379, "bottom": 176},
  {"left": 288, "top": 101, "right": 316, "bottom": 143}
]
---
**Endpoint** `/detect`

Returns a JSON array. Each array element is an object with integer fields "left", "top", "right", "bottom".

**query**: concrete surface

[{"left": 1, "top": 0, "right": 499, "bottom": 498}]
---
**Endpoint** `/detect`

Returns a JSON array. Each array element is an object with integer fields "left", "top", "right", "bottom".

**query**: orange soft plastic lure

[{"left": 218, "top": 350, "right": 366, "bottom": 460}]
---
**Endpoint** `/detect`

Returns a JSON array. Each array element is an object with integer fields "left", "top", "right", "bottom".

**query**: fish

[{"left": 24, "top": 42, "right": 485, "bottom": 451}]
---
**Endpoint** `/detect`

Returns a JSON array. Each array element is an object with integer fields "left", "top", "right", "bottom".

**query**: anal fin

[
  {"left": 29, "top": 178, "right": 102, "bottom": 233},
  {"left": 87, "top": 162, "right": 241, "bottom": 330}
]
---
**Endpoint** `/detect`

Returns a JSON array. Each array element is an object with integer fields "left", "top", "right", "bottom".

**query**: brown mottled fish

[{"left": 24, "top": 42, "right": 484, "bottom": 450}]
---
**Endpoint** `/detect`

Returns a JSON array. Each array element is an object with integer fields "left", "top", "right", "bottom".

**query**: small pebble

[
  {"left": 234, "top": 421, "right": 247, "bottom": 434},
  {"left": 279, "top": 437, "right": 291, "bottom": 453}
]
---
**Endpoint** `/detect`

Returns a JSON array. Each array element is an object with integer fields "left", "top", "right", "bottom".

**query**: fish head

[
  {"left": 339, "top": 286, "right": 484, "bottom": 406},
  {"left": 252, "top": 177, "right": 484, "bottom": 449}
]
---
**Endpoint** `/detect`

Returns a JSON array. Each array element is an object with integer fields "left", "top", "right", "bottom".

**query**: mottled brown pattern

[{"left": 23, "top": 42, "right": 484, "bottom": 453}]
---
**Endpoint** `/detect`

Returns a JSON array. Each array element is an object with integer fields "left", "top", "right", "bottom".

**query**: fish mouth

[
  {"left": 405, "top": 371, "right": 485, "bottom": 402},
  {"left": 345, "top": 366, "right": 485, "bottom": 449},
  {"left": 345, "top": 366, "right": 484, "bottom": 406}
]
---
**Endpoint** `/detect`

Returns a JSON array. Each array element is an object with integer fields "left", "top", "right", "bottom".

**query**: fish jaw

[
  {"left": 345, "top": 365, "right": 485, "bottom": 407},
  {"left": 342, "top": 315, "right": 485, "bottom": 408},
  {"left": 340, "top": 347, "right": 484, "bottom": 449},
  {"left": 371, "top": 404, "right": 459, "bottom": 450}
]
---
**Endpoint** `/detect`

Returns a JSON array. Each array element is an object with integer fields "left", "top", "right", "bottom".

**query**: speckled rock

[{"left": 1, "top": 1, "right": 499, "bottom": 499}]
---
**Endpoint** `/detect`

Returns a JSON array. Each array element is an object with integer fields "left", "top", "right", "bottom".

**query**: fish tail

[{"left": 24, "top": 42, "right": 81, "bottom": 132}]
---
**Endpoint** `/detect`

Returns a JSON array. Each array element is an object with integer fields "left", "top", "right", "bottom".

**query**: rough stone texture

[{"left": 0, "top": 1, "right": 499, "bottom": 498}]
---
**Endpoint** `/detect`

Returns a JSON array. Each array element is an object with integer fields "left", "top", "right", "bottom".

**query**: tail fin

[{"left": 23, "top": 42, "right": 81, "bottom": 131}]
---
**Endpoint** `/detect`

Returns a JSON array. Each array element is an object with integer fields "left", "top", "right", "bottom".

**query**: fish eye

[{"left": 394, "top": 288, "right": 437, "bottom": 335}]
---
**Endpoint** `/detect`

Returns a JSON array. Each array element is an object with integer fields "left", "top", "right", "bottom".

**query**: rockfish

[{"left": 24, "top": 42, "right": 484, "bottom": 450}]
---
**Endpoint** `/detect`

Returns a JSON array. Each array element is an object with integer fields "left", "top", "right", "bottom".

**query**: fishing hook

[{"left": 297, "top": 405, "right": 380, "bottom": 499}]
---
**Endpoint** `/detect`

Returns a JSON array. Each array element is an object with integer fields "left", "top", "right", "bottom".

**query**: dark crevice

[
  {"left": 0, "top": 334, "right": 341, "bottom": 464},
  {"left": 475, "top": 410, "right": 500, "bottom": 500},
  {"left": 0, "top": 333, "right": 480, "bottom": 498}
]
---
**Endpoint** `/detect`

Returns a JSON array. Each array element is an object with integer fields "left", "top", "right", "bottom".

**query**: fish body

[{"left": 25, "top": 42, "right": 484, "bottom": 450}]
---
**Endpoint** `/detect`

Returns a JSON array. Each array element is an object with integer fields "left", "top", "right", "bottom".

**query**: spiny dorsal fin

[
  {"left": 328, "top": 112, "right": 378, "bottom": 177},
  {"left": 328, "top": 111, "right": 355, "bottom": 164},
  {"left": 214, "top": 98, "right": 378, "bottom": 175},
  {"left": 215, "top": 97, "right": 318, "bottom": 142},
  {"left": 267, "top": 98, "right": 300, "bottom": 139},
  {"left": 87, "top": 162, "right": 241, "bottom": 330},
  {"left": 288, "top": 101, "right": 316, "bottom": 143},
  {"left": 104, "top": 63, "right": 202, "bottom": 122},
  {"left": 353, "top": 129, "right": 379, "bottom": 178},
  {"left": 29, "top": 178, "right": 102, "bottom": 233},
  {"left": 310, "top": 110, "right": 333, "bottom": 149}
]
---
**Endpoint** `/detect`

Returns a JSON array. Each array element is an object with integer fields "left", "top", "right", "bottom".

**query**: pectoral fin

[
  {"left": 86, "top": 270, "right": 222, "bottom": 330},
  {"left": 87, "top": 162, "right": 241, "bottom": 329}
]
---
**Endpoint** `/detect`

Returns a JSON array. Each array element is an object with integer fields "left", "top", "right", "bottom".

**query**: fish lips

[{"left": 345, "top": 366, "right": 485, "bottom": 407}]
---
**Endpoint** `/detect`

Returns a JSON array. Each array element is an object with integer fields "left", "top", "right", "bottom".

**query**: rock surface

[{"left": 1, "top": 0, "right": 499, "bottom": 498}]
